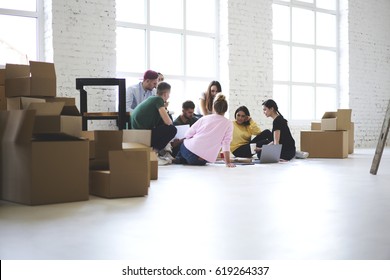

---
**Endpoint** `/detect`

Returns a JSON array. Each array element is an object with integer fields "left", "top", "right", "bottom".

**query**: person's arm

[
  {"left": 223, "top": 151, "right": 236, "bottom": 168},
  {"left": 273, "top": 130, "right": 280, "bottom": 144},
  {"left": 158, "top": 107, "right": 173, "bottom": 125},
  {"left": 247, "top": 117, "right": 261, "bottom": 135}
]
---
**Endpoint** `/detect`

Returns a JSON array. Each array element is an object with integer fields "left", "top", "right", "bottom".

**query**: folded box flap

[
  {"left": 29, "top": 61, "right": 56, "bottom": 78},
  {"left": 27, "top": 102, "right": 65, "bottom": 116},
  {"left": 5, "top": 63, "right": 30, "bottom": 79},
  {"left": 61, "top": 105, "right": 81, "bottom": 116},
  {"left": 0, "top": 110, "right": 35, "bottom": 143},
  {"left": 322, "top": 111, "right": 337, "bottom": 119}
]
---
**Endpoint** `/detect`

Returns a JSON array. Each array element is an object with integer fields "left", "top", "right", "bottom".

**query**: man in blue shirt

[{"left": 126, "top": 70, "right": 158, "bottom": 112}]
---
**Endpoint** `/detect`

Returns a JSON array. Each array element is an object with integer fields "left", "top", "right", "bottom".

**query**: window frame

[
  {"left": 0, "top": 0, "right": 44, "bottom": 66},
  {"left": 115, "top": 0, "right": 220, "bottom": 110},
  {"left": 272, "top": 0, "right": 340, "bottom": 121}
]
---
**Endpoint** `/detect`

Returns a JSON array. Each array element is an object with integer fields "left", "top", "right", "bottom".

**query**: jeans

[{"left": 178, "top": 143, "right": 207, "bottom": 166}]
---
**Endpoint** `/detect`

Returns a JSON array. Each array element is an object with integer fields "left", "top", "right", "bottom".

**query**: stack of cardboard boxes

[
  {"left": 0, "top": 61, "right": 157, "bottom": 205},
  {"left": 300, "top": 109, "right": 354, "bottom": 158}
]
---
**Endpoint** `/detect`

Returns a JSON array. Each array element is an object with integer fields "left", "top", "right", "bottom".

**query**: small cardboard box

[
  {"left": 0, "top": 86, "right": 5, "bottom": 111},
  {"left": 311, "top": 121, "right": 321, "bottom": 130},
  {"left": 300, "top": 130, "right": 348, "bottom": 158},
  {"left": 27, "top": 102, "right": 82, "bottom": 137},
  {"left": 5, "top": 61, "right": 56, "bottom": 97},
  {"left": 321, "top": 109, "right": 352, "bottom": 131},
  {"left": 90, "top": 149, "right": 150, "bottom": 198},
  {"left": 0, "top": 110, "right": 89, "bottom": 205}
]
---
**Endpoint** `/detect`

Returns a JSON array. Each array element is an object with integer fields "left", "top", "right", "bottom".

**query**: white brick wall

[
  {"left": 224, "top": 0, "right": 273, "bottom": 128},
  {"left": 46, "top": 0, "right": 117, "bottom": 129},
  {"left": 348, "top": 0, "right": 390, "bottom": 148}
]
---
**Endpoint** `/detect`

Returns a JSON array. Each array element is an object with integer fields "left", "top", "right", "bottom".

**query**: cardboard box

[
  {"left": 27, "top": 102, "right": 82, "bottom": 137},
  {"left": 300, "top": 130, "right": 348, "bottom": 158},
  {"left": 80, "top": 131, "right": 96, "bottom": 159},
  {"left": 0, "top": 69, "right": 5, "bottom": 85},
  {"left": 0, "top": 86, "right": 5, "bottom": 111},
  {"left": 5, "top": 61, "right": 56, "bottom": 97},
  {"left": 123, "top": 129, "right": 151, "bottom": 146},
  {"left": 7, "top": 96, "right": 76, "bottom": 110},
  {"left": 0, "top": 110, "right": 89, "bottom": 205},
  {"left": 311, "top": 121, "right": 321, "bottom": 130},
  {"left": 349, "top": 122, "right": 354, "bottom": 154},
  {"left": 90, "top": 149, "right": 150, "bottom": 198},
  {"left": 122, "top": 142, "right": 157, "bottom": 181},
  {"left": 7, "top": 96, "right": 46, "bottom": 110},
  {"left": 321, "top": 109, "right": 352, "bottom": 131}
]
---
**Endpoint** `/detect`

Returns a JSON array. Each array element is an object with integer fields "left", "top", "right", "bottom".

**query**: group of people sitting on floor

[{"left": 127, "top": 70, "right": 306, "bottom": 167}]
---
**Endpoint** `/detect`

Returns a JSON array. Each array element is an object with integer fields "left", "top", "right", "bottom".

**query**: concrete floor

[{"left": 1, "top": 149, "right": 390, "bottom": 260}]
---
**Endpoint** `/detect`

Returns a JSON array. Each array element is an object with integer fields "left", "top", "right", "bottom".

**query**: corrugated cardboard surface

[
  {"left": 311, "top": 121, "right": 321, "bottom": 130},
  {"left": 90, "top": 150, "right": 149, "bottom": 198},
  {"left": 349, "top": 122, "right": 354, "bottom": 154},
  {"left": 0, "top": 69, "right": 5, "bottom": 85},
  {"left": 301, "top": 130, "right": 348, "bottom": 158},
  {"left": 27, "top": 102, "right": 82, "bottom": 136},
  {"left": 321, "top": 109, "right": 352, "bottom": 131},
  {"left": 5, "top": 61, "right": 56, "bottom": 97},
  {"left": 123, "top": 129, "right": 151, "bottom": 146},
  {"left": 0, "top": 86, "right": 5, "bottom": 110},
  {"left": 1, "top": 110, "right": 89, "bottom": 205}
]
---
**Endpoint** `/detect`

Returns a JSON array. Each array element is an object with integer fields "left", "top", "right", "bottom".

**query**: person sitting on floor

[
  {"left": 175, "top": 93, "right": 235, "bottom": 167},
  {"left": 231, "top": 105, "right": 272, "bottom": 158},
  {"left": 130, "top": 82, "right": 177, "bottom": 165}
]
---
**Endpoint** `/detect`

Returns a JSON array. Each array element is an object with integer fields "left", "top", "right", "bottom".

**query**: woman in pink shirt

[{"left": 176, "top": 94, "right": 235, "bottom": 167}]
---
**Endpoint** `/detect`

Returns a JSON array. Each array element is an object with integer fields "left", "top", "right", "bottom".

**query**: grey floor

[{"left": 1, "top": 149, "right": 390, "bottom": 260}]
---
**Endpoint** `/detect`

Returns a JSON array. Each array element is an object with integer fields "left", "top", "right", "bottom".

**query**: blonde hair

[{"left": 213, "top": 93, "right": 228, "bottom": 115}]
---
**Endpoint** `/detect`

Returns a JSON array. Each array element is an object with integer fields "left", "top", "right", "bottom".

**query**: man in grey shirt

[{"left": 126, "top": 70, "right": 158, "bottom": 112}]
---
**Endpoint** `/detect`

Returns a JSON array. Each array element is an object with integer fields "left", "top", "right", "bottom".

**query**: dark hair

[
  {"left": 182, "top": 100, "right": 195, "bottom": 110},
  {"left": 156, "top": 82, "right": 171, "bottom": 96},
  {"left": 262, "top": 99, "right": 284, "bottom": 120},
  {"left": 205, "top": 81, "right": 222, "bottom": 113},
  {"left": 213, "top": 94, "right": 228, "bottom": 115},
  {"left": 234, "top": 106, "right": 251, "bottom": 126}
]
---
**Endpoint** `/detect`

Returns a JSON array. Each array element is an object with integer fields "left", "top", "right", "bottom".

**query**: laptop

[{"left": 259, "top": 144, "right": 282, "bottom": 163}]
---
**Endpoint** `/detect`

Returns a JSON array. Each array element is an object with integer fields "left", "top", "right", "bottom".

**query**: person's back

[{"left": 131, "top": 96, "right": 164, "bottom": 129}]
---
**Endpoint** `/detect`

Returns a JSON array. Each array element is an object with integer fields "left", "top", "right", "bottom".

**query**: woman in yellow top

[{"left": 231, "top": 106, "right": 272, "bottom": 158}]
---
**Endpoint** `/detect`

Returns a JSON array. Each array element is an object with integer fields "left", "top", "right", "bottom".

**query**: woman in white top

[{"left": 195, "top": 81, "right": 222, "bottom": 116}]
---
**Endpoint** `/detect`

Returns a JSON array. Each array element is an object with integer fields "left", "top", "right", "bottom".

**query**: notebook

[{"left": 259, "top": 144, "right": 282, "bottom": 163}]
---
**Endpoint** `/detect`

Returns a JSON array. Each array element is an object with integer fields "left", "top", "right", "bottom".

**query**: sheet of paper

[{"left": 174, "top": 124, "right": 190, "bottom": 140}]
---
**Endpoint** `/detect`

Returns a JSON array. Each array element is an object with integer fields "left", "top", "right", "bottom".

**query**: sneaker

[
  {"left": 295, "top": 151, "right": 309, "bottom": 159},
  {"left": 158, "top": 156, "right": 171, "bottom": 166},
  {"left": 162, "top": 151, "right": 175, "bottom": 161}
]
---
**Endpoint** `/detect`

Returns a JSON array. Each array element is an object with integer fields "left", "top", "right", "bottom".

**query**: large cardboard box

[
  {"left": 0, "top": 86, "right": 5, "bottom": 111},
  {"left": 5, "top": 61, "right": 56, "bottom": 97},
  {"left": 300, "top": 130, "right": 348, "bottom": 158},
  {"left": 7, "top": 96, "right": 76, "bottom": 110},
  {"left": 90, "top": 149, "right": 150, "bottom": 198},
  {"left": 321, "top": 109, "right": 352, "bottom": 131},
  {"left": 0, "top": 110, "right": 89, "bottom": 205},
  {"left": 0, "top": 69, "right": 5, "bottom": 85},
  {"left": 27, "top": 102, "right": 82, "bottom": 137}
]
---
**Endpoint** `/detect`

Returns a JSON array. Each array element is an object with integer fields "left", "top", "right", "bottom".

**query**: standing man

[
  {"left": 126, "top": 70, "right": 159, "bottom": 112},
  {"left": 131, "top": 82, "right": 177, "bottom": 165}
]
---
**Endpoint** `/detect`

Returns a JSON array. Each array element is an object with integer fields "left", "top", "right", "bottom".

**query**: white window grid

[{"left": 273, "top": 0, "right": 340, "bottom": 121}]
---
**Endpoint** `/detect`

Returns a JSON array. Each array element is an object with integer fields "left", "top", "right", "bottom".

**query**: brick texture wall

[
  {"left": 46, "top": 0, "right": 117, "bottom": 129},
  {"left": 348, "top": 0, "right": 390, "bottom": 148}
]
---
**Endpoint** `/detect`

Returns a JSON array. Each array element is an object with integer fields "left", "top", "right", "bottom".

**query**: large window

[
  {"left": 272, "top": 0, "right": 339, "bottom": 120},
  {"left": 116, "top": 0, "right": 219, "bottom": 115},
  {"left": 0, "top": 0, "right": 42, "bottom": 65}
]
